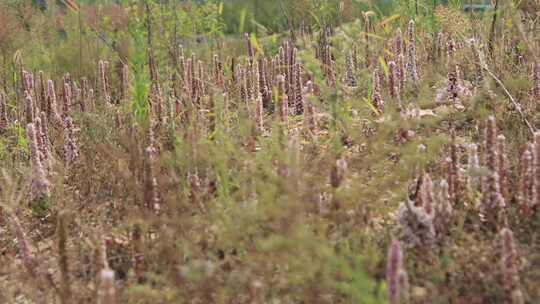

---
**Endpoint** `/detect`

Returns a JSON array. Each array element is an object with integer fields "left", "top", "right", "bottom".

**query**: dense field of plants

[{"left": 1, "top": 0, "right": 540, "bottom": 303}]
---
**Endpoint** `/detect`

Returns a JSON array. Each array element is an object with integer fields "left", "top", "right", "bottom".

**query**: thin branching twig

[{"left": 483, "top": 65, "right": 536, "bottom": 135}]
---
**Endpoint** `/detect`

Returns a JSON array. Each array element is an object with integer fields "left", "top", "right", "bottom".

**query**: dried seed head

[
  {"left": 343, "top": 50, "right": 357, "bottom": 87},
  {"left": 447, "top": 65, "right": 459, "bottom": 103},
  {"left": 38, "top": 71, "right": 47, "bottom": 111},
  {"left": 469, "top": 39, "right": 483, "bottom": 85},
  {"left": 467, "top": 144, "right": 481, "bottom": 191},
  {"left": 485, "top": 116, "right": 498, "bottom": 174},
  {"left": 99, "top": 60, "right": 111, "bottom": 104},
  {"left": 46, "top": 79, "right": 60, "bottom": 121},
  {"left": 371, "top": 69, "right": 384, "bottom": 114},
  {"left": 435, "top": 179, "right": 453, "bottom": 235},
  {"left": 245, "top": 33, "right": 254, "bottom": 67},
  {"left": 258, "top": 58, "right": 271, "bottom": 108},
  {"left": 62, "top": 76, "right": 72, "bottom": 116},
  {"left": 303, "top": 81, "right": 317, "bottom": 133},
  {"left": 120, "top": 63, "right": 129, "bottom": 103},
  {"left": 277, "top": 75, "right": 289, "bottom": 127},
  {"left": 446, "top": 134, "right": 461, "bottom": 205},
  {"left": 419, "top": 174, "right": 435, "bottom": 216},
  {"left": 405, "top": 20, "right": 419, "bottom": 87},
  {"left": 497, "top": 135, "right": 510, "bottom": 202},
  {"left": 255, "top": 92, "right": 264, "bottom": 133},
  {"left": 330, "top": 158, "right": 348, "bottom": 188},
  {"left": 394, "top": 28, "right": 403, "bottom": 58},
  {"left": 144, "top": 142, "right": 160, "bottom": 212},
  {"left": 294, "top": 63, "right": 304, "bottom": 114},
  {"left": 397, "top": 54, "right": 405, "bottom": 97},
  {"left": 436, "top": 32, "right": 444, "bottom": 59},
  {"left": 22, "top": 71, "right": 35, "bottom": 96},
  {"left": 63, "top": 116, "right": 79, "bottom": 167},
  {"left": 0, "top": 91, "right": 9, "bottom": 131},
  {"left": 213, "top": 54, "right": 224, "bottom": 87},
  {"left": 388, "top": 61, "right": 403, "bottom": 112}
]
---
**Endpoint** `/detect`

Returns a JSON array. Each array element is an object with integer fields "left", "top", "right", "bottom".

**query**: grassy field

[{"left": 0, "top": 0, "right": 540, "bottom": 303}]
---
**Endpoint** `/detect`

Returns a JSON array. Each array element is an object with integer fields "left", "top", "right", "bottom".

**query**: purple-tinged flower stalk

[
  {"left": 518, "top": 144, "right": 535, "bottom": 216},
  {"left": 499, "top": 228, "right": 524, "bottom": 304},
  {"left": 25, "top": 90, "right": 36, "bottom": 125},
  {"left": 22, "top": 70, "right": 34, "bottom": 96},
  {"left": 27, "top": 123, "right": 50, "bottom": 202},
  {"left": 480, "top": 171, "right": 506, "bottom": 227},
  {"left": 532, "top": 62, "right": 540, "bottom": 100},
  {"left": 480, "top": 118, "right": 506, "bottom": 226},
  {"left": 532, "top": 132, "right": 540, "bottom": 213},
  {"left": 35, "top": 115, "right": 51, "bottom": 172},
  {"left": 386, "top": 239, "right": 409, "bottom": 304},
  {"left": 10, "top": 215, "right": 37, "bottom": 276}
]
